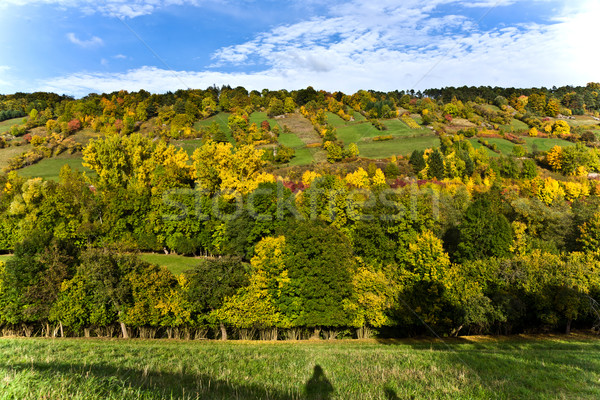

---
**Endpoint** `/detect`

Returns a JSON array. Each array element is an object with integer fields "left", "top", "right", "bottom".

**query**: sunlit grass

[{"left": 0, "top": 335, "right": 598, "bottom": 399}]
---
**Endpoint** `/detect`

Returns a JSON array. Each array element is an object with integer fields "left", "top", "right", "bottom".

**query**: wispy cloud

[
  {"left": 14, "top": 0, "right": 600, "bottom": 96},
  {"left": 1, "top": 0, "right": 217, "bottom": 18},
  {"left": 67, "top": 32, "right": 104, "bottom": 48}
]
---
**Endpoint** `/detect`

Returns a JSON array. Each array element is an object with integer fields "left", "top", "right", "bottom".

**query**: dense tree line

[{"left": 1, "top": 85, "right": 600, "bottom": 339}]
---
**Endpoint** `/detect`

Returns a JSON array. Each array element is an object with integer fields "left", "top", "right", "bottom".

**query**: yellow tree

[
  {"left": 345, "top": 168, "right": 369, "bottom": 188},
  {"left": 191, "top": 139, "right": 274, "bottom": 197},
  {"left": 545, "top": 146, "right": 563, "bottom": 172},
  {"left": 553, "top": 120, "right": 571, "bottom": 136},
  {"left": 83, "top": 133, "right": 155, "bottom": 189}
]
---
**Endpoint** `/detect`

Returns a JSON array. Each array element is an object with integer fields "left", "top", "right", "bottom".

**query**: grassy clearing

[
  {"left": 0, "top": 335, "right": 598, "bottom": 399},
  {"left": 325, "top": 112, "right": 349, "bottom": 128},
  {"left": 0, "top": 254, "right": 13, "bottom": 263},
  {"left": 500, "top": 119, "right": 529, "bottom": 132},
  {"left": 358, "top": 136, "right": 439, "bottom": 159},
  {"left": 468, "top": 139, "right": 501, "bottom": 157},
  {"left": 565, "top": 116, "right": 600, "bottom": 128},
  {"left": 0, "top": 117, "right": 25, "bottom": 134},
  {"left": 278, "top": 131, "right": 305, "bottom": 149},
  {"left": 176, "top": 138, "right": 204, "bottom": 156},
  {"left": 0, "top": 144, "right": 33, "bottom": 170},
  {"left": 522, "top": 137, "right": 575, "bottom": 153},
  {"left": 194, "top": 113, "right": 235, "bottom": 143},
  {"left": 139, "top": 253, "right": 202, "bottom": 276},
  {"left": 249, "top": 112, "right": 282, "bottom": 131},
  {"left": 289, "top": 148, "right": 315, "bottom": 166},
  {"left": 335, "top": 116, "right": 430, "bottom": 145},
  {"left": 478, "top": 138, "right": 516, "bottom": 155},
  {"left": 18, "top": 155, "right": 90, "bottom": 181}
]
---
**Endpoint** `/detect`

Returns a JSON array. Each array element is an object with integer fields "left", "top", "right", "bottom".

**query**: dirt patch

[{"left": 280, "top": 114, "right": 321, "bottom": 145}]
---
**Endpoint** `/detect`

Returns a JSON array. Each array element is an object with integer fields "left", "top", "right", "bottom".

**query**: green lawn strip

[
  {"left": 500, "top": 119, "right": 529, "bottom": 132},
  {"left": 18, "top": 155, "right": 91, "bottom": 181},
  {"left": 194, "top": 113, "right": 235, "bottom": 143},
  {"left": 0, "top": 337, "right": 598, "bottom": 399},
  {"left": 468, "top": 138, "right": 501, "bottom": 157},
  {"left": 248, "top": 112, "right": 282, "bottom": 130},
  {"left": 288, "top": 147, "right": 315, "bottom": 166},
  {"left": 521, "top": 137, "right": 575, "bottom": 153},
  {"left": 357, "top": 136, "right": 439, "bottom": 159},
  {"left": 175, "top": 138, "right": 204, "bottom": 156},
  {"left": 138, "top": 253, "right": 203, "bottom": 276},
  {"left": 477, "top": 137, "right": 517, "bottom": 155},
  {"left": 382, "top": 119, "right": 431, "bottom": 136},
  {"left": 0, "top": 117, "right": 25, "bottom": 133},
  {"left": 326, "top": 112, "right": 349, "bottom": 128},
  {"left": 278, "top": 131, "right": 305, "bottom": 149}
]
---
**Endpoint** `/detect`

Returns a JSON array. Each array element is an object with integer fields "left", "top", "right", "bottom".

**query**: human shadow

[
  {"left": 383, "top": 386, "right": 401, "bottom": 400},
  {"left": 304, "top": 365, "right": 334, "bottom": 400}
]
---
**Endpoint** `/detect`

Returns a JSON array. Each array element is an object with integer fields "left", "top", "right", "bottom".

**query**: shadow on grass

[
  {"left": 379, "top": 338, "right": 600, "bottom": 399},
  {"left": 2, "top": 361, "right": 337, "bottom": 400}
]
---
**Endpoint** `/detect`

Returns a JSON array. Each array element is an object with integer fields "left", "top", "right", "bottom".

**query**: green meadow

[{"left": 0, "top": 335, "right": 598, "bottom": 399}]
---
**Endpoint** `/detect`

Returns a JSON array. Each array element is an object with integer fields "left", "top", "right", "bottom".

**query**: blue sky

[{"left": 0, "top": 0, "right": 597, "bottom": 96}]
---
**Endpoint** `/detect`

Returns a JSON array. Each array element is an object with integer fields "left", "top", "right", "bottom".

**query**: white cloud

[
  {"left": 0, "top": 0, "right": 214, "bottom": 18},
  {"left": 67, "top": 32, "right": 104, "bottom": 48},
  {"left": 16, "top": 0, "right": 600, "bottom": 96}
]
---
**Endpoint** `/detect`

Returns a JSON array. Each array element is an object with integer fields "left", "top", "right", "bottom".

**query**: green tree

[
  {"left": 279, "top": 221, "right": 355, "bottom": 334},
  {"left": 185, "top": 256, "right": 248, "bottom": 340},
  {"left": 427, "top": 149, "right": 445, "bottom": 179},
  {"left": 456, "top": 197, "right": 512, "bottom": 262}
]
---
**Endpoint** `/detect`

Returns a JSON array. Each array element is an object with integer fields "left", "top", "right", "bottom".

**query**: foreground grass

[{"left": 0, "top": 335, "right": 598, "bottom": 399}]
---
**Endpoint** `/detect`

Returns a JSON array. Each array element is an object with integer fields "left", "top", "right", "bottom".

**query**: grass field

[
  {"left": 468, "top": 136, "right": 575, "bottom": 157},
  {"left": 249, "top": 112, "right": 282, "bottom": 131},
  {"left": 468, "top": 139, "right": 501, "bottom": 157},
  {"left": 522, "top": 137, "right": 575, "bottom": 152},
  {"left": 0, "top": 117, "right": 25, "bottom": 134},
  {"left": 0, "top": 335, "right": 599, "bottom": 399},
  {"left": 289, "top": 148, "right": 315, "bottom": 166},
  {"left": 500, "top": 119, "right": 529, "bottom": 132},
  {"left": 18, "top": 155, "right": 90, "bottom": 181},
  {"left": 139, "top": 253, "right": 202, "bottom": 276},
  {"left": 0, "top": 143, "right": 33, "bottom": 170},
  {"left": 358, "top": 136, "right": 439, "bottom": 159},
  {"left": 0, "top": 254, "right": 13, "bottom": 263},
  {"left": 194, "top": 113, "right": 234, "bottom": 143}
]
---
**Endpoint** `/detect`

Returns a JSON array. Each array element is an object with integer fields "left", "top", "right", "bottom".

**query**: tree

[
  {"left": 185, "top": 256, "right": 248, "bottom": 340},
  {"left": 455, "top": 197, "right": 512, "bottom": 262},
  {"left": 267, "top": 98, "right": 285, "bottom": 117},
  {"left": 409, "top": 149, "right": 426, "bottom": 175},
  {"left": 70, "top": 249, "right": 150, "bottom": 338},
  {"left": 278, "top": 221, "right": 355, "bottom": 334},
  {"left": 427, "top": 149, "right": 445, "bottom": 179},
  {"left": 191, "top": 139, "right": 274, "bottom": 197},
  {"left": 82, "top": 133, "right": 155, "bottom": 189},
  {"left": 284, "top": 97, "right": 297, "bottom": 113}
]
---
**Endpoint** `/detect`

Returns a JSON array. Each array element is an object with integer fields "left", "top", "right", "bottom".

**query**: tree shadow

[
  {"left": 3, "top": 361, "right": 297, "bottom": 399},
  {"left": 2, "top": 361, "right": 338, "bottom": 400}
]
